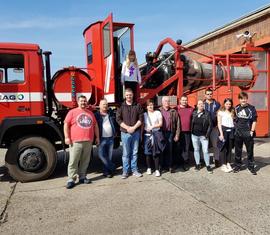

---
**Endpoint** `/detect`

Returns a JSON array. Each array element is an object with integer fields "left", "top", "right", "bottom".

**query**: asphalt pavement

[{"left": 0, "top": 139, "right": 270, "bottom": 235}]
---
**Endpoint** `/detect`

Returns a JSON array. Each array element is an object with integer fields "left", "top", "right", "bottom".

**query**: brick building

[{"left": 185, "top": 4, "right": 270, "bottom": 137}]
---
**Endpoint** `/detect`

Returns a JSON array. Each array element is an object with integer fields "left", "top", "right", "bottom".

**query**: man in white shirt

[{"left": 95, "top": 99, "right": 116, "bottom": 178}]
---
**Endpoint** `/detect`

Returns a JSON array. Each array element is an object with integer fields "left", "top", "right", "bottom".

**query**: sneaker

[
  {"left": 195, "top": 164, "right": 200, "bottom": 171},
  {"left": 207, "top": 166, "right": 213, "bottom": 174},
  {"left": 146, "top": 168, "right": 152, "bottom": 175},
  {"left": 226, "top": 163, "right": 233, "bottom": 172},
  {"left": 233, "top": 165, "right": 241, "bottom": 173},
  {"left": 248, "top": 166, "right": 257, "bottom": 175},
  {"left": 121, "top": 173, "right": 128, "bottom": 179},
  {"left": 133, "top": 171, "right": 143, "bottom": 177},
  {"left": 220, "top": 164, "right": 229, "bottom": 172},
  {"left": 79, "top": 178, "right": 92, "bottom": 184},
  {"left": 66, "top": 181, "right": 75, "bottom": 189},
  {"left": 155, "top": 170, "right": 161, "bottom": 177}
]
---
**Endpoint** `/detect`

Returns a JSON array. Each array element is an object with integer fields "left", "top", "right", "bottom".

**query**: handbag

[{"left": 146, "top": 112, "right": 166, "bottom": 155}]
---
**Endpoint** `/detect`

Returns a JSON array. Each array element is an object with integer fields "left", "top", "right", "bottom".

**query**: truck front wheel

[{"left": 5, "top": 136, "right": 57, "bottom": 182}]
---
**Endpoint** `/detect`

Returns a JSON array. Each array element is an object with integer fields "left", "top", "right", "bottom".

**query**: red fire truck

[{"left": 0, "top": 14, "right": 257, "bottom": 182}]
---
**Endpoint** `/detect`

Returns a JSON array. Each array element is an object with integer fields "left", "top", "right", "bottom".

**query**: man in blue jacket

[
  {"left": 95, "top": 99, "right": 117, "bottom": 178},
  {"left": 204, "top": 88, "right": 221, "bottom": 167}
]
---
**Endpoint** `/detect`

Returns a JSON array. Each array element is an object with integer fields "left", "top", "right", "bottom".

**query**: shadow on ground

[{"left": 1, "top": 143, "right": 269, "bottom": 183}]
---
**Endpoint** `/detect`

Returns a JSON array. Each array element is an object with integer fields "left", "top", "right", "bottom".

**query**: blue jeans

[
  {"left": 191, "top": 134, "right": 210, "bottom": 166},
  {"left": 121, "top": 130, "right": 140, "bottom": 174},
  {"left": 98, "top": 137, "right": 115, "bottom": 174}
]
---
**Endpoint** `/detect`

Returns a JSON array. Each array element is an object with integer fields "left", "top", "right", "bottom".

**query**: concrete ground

[{"left": 0, "top": 139, "right": 270, "bottom": 235}]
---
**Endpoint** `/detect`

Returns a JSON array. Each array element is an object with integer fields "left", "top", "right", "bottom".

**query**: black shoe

[
  {"left": 233, "top": 165, "right": 241, "bottom": 173},
  {"left": 182, "top": 162, "right": 189, "bottom": 171},
  {"left": 248, "top": 166, "right": 257, "bottom": 175},
  {"left": 195, "top": 164, "right": 200, "bottom": 171},
  {"left": 207, "top": 166, "right": 213, "bottom": 174},
  {"left": 66, "top": 181, "right": 75, "bottom": 189},
  {"left": 79, "top": 178, "right": 92, "bottom": 184},
  {"left": 214, "top": 160, "right": 220, "bottom": 168},
  {"left": 107, "top": 174, "right": 113, "bottom": 178},
  {"left": 169, "top": 168, "right": 175, "bottom": 173}
]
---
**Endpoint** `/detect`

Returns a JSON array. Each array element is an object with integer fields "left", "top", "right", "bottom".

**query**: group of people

[
  {"left": 63, "top": 87, "right": 257, "bottom": 189},
  {"left": 63, "top": 50, "right": 258, "bottom": 189}
]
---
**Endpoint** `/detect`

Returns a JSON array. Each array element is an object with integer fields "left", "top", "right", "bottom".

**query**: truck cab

[
  {"left": 83, "top": 13, "right": 134, "bottom": 104},
  {"left": 0, "top": 43, "right": 45, "bottom": 122}
]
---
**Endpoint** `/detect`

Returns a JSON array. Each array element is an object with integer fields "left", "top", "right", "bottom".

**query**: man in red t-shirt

[
  {"left": 176, "top": 95, "right": 194, "bottom": 171},
  {"left": 64, "top": 95, "right": 99, "bottom": 189}
]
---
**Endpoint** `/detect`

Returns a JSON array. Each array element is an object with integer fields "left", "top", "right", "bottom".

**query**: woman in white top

[
  {"left": 121, "top": 50, "right": 141, "bottom": 102},
  {"left": 143, "top": 99, "right": 163, "bottom": 177},
  {"left": 217, "top": 98, "right": 235, "bottom": 172}
]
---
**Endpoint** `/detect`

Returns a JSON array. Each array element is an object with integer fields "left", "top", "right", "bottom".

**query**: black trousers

[
  {"left": 234, "top": 135, "right": 254, "bottom": 167},
  {"left": 146, "top": 154, "right": 160, "bottom": 171},
  {"left": 220, "top": 131, "right": 234, "bottom": 165},
  {"left": 160, "top": 131, "right": 173, "bottom": 169},
  {"left": 178, "top": 131, "right": 191, "bottom": 162}
]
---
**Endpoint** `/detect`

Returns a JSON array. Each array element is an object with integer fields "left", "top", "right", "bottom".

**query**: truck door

[
  {"left": 0, "top": 52, "right": 31, "bottom": 122},
  {"left": 101, "top": 14, "right": 116, "bottom": 103}
]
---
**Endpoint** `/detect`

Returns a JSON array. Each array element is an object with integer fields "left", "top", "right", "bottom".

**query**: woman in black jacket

[{"left": 191, "top": 100, "right": 213, "bottom": 173}]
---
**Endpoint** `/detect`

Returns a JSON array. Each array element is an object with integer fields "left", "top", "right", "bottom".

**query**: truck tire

[{"left": 5, "top": 136, "right": 57, "bottom": 182}]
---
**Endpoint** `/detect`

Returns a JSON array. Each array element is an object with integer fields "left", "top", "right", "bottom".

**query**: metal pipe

[{"left": 43, "top": 51, "right": 53, "bottom": 116}]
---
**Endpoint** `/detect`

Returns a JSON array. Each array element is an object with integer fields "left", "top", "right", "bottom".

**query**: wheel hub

[{"left": 18, "top": 148, "right": 44, "bottom": 171}]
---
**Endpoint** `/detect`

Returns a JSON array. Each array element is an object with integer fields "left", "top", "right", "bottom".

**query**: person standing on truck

[
  {"left": 64, "top": 95, "right": 100, "bottom": 189},
  {"left": 116, "top": 88, "right": 144, "bottom": 179},
  {"left": 204, "top": 88, "right": 221, "bottom": 167},
  {"left": 159, "top": 96, "right": 180, "bottom": 173},
  {"left": 121, "top": 50, "right": 142, "bottom": 102},
  {"left": 95, "top": 98, "right": 117, "bottom": 178},
  {"left": 233, "top": 91, "right": 257, "bottom": 175},
  {"left": 176, "top": 95, "right": 194, "bottom": 171}
]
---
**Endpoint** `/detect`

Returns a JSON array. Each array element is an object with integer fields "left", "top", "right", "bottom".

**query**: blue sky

[{"left": 1, "top": 0, "right": 270, "bottom": 74}]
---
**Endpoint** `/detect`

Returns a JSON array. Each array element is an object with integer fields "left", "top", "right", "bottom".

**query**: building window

[
  {"left": 103, "top": 23, "right": 111, "bottom": 58},
  {"left": 0, "top": 54, "right": 24, "bottom": 84},
  {"left": 87, "top": 43, "right": 93, "bottom": 64},
  {"left": 252, "top": 51, "right": 267, "bottom": 70},
  {"left": 250, "top": 72, "right": 267, "bottom": 91},
  {"left": 247, "top": 92, "right": 267, "bottom": 110}
]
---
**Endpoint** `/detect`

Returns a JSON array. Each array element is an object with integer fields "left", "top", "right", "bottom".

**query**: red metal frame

[{"left": 139, "top": 39, "right": 257, "bottom": 105}]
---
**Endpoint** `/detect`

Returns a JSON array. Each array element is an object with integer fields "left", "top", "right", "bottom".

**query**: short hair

[
  {"left": 146, "top": 99, "right": 154, "bottom": 106},
  {"left": 162, "top": 96, "right": 169, "bottom": 102},
  {"left": 205, "top": 88, "right": 213, "bottom": 94},
  {"left": 180, "top": 95, "right": 188, "bottom": 100},
  {"left": 238, "top": 91, "right": 248, "bottom": 99},
  {"left": 197, "top": 99, "right": 204, "bottom": 104},
  {"left": 99, "top": 98, "right": 108, "bottom": 104},
  {"left": 125, "top": 88, "right": 133, "bottom": 94},
  {"left": 78, "top": 95, "right": 87, "bottom": 100}
]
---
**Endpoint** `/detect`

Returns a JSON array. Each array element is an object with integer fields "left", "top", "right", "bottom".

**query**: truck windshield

[
  {"left": 114, "top": 27, "right": 131, "bottom": 64},
  {"left": 0, "top": 54, "right": 24, "bottom": 84}
]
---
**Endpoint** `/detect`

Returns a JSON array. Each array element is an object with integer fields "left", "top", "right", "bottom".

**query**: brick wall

[
  {"left": 186, "top": 15, "right": 270, "bottom": 60},
  {"left": 184, "top": 13, "right": 270, "bottom": 136}
]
